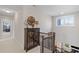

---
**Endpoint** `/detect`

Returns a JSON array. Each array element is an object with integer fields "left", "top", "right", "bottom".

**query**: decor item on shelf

[
  {"left": 25, "top": 16, "right": 39, "bottom": 28},
  {"left": 65, "top": 43, "right": 69, "bottom": 48}
]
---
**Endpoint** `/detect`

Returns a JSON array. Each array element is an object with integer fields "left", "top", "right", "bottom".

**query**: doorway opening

[{"left": 0, "top": 8, "right": 15, "bottom": 41}]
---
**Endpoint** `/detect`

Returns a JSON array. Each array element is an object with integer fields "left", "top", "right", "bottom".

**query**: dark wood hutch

[{"left": 24, "top": 28, "right": 40, "bottom": 52}]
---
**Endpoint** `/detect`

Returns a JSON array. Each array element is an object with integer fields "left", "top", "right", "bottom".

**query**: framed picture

[{"left": 3, "top": 20, "right": 10, "bottom": 32}]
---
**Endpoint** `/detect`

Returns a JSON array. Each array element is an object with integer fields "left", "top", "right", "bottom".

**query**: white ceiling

[
  {"left": 0, "top": 5, "right": 79, "bottom": 16},
  {"left": 36, "top": 5, "right": 79, "bottom": 16}
]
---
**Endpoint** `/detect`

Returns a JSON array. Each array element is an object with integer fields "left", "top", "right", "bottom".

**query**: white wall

[
  {"left": 34, "top": 6, "right": 52, "bottom": 32},
  {"left": 52, "top": 13, "right": 79, "bottom": 47},
  {"left": 14, "top": 9, "right": 24, "bottom": 49},
  {"left": 37, "top": 13, "right": 52, "bottom": 32}
]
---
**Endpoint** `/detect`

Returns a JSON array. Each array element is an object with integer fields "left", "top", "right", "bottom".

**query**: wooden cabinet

[{"left": 24, "top": 28, "right": 40, "bottom": 52}]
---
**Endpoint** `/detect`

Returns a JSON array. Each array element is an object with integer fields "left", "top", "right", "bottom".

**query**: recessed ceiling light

[
  {"left": 5, "top": 10, "right": 11, "bottom": 13},
  {"left": 2, "top": 9, "right": 13, "bottom": 13}
]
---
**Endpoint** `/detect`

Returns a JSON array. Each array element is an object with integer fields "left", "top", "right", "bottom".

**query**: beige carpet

[{"left": 0, "top": 38, "right": 25, "bottom": 53}]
